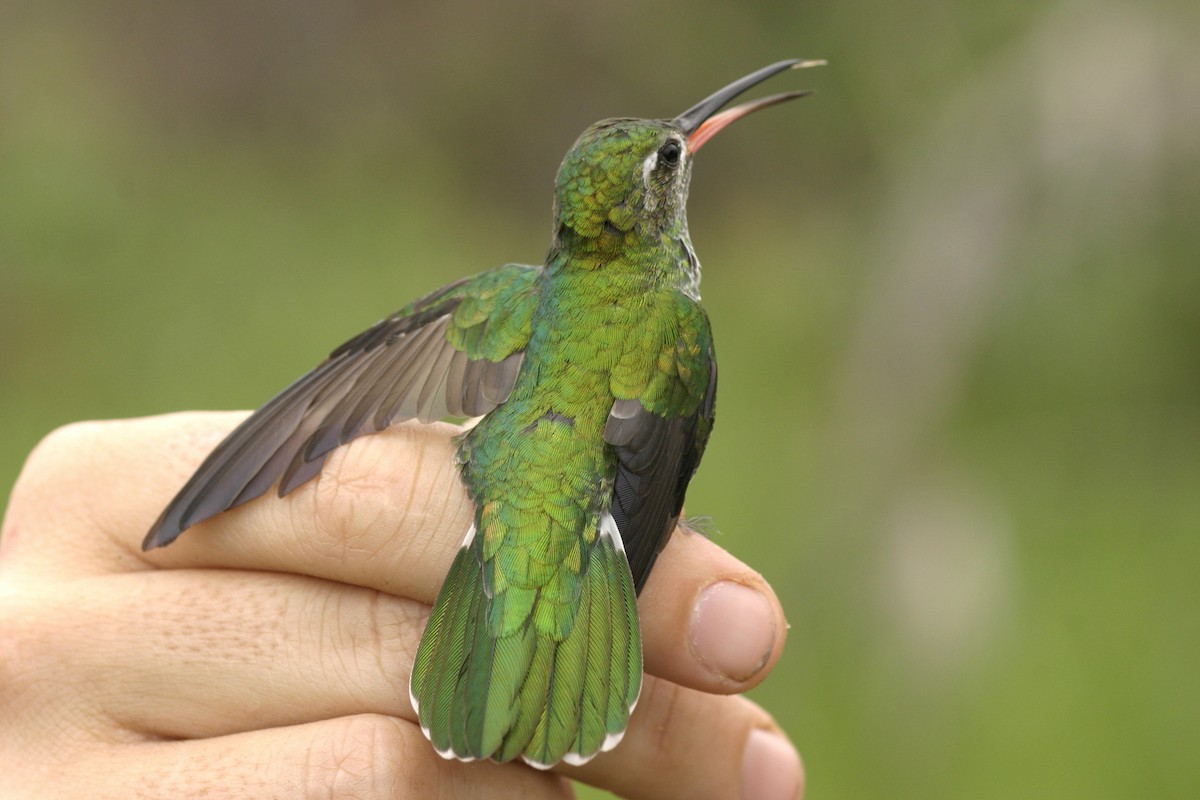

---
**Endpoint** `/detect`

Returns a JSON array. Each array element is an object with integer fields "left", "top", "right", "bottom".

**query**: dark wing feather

[
  {"left": 143, "top": 266, "right": 540, "bottom": 551},
  {"left": 603, "top": 355, "right": 717, "bottom": 594}
]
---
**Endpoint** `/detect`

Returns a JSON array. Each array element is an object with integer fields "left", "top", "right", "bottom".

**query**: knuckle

[
  {"left": 312, "top": 589, "right": 422, "bottom": 707},
  {"left": 632, "top": 679, "right": 694, "bottom": 770},
  {"left": 623, "top": 682, "right": 777, "bottom": 800},
  {"left": 288, "top": 423, "right": 468, "bottom": 577},
  {"left": 309, "top": 447, "right": 402, "bottom": 556},
  {"left": 303, "top": 715, "right": 429, "bottom": 800},
  {"left": 3, "top": 420, "right": 138, "bottom": 549},
  {"left": 25, "top": 421, "right": 105, "bottom": 473},
  {"left": 351, "top": 592, "right": 423, "bottom": 698},
  {"left": 7, "top": 422, "right": 106, "bottom": 507}
]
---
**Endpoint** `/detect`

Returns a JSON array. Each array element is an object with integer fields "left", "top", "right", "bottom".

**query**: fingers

[
  {"left": 8, "top": 412, "right": 786, "bottom": 695},
  {"left": 6, "top": 570, "right": 427, "bottom": 739},
  {"left": 12, "top": 565, "right": 781, "bottom": 743},
  {"left": 3, "top": 412, "right": 471, "bottom": 589},
  {"left": 6, "top": 569, "right": 799, "bottom": 800},
  {"left": 0, "top": 413, "right": 471, "bottom": 583},
  {"left": 58, "top": 716, "right": 573, "bottom": 800},
  {"left": 7, "top": 413, "right": 801, "bottom": 798}
]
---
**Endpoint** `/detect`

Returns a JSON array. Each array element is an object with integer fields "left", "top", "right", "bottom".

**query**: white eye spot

[
  {"left": 642, "top": 151, "right": 658, "bottom": 188},
  {"left": 641, "top": 151, "right": 659, "bottom": 210}
]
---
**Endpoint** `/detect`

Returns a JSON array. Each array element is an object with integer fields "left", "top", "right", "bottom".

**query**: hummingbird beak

[{"left": 673, "top": 59, "right": 826, "bottom": 153}]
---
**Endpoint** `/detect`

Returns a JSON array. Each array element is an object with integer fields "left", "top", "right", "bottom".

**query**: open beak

[{"left": 673, "top": 58, "right": 826, "bottom": 152}]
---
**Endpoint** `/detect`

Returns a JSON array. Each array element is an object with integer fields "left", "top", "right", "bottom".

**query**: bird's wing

[
  {"left": 603, "top": 300, "right": 716, "bottom": 594},
  {"left": 143, "top": 264, "right": 543, "bottom": 550}
]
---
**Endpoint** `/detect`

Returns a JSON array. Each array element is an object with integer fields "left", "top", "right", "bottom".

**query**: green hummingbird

[{"left": 143, "top": 58, "right": 822, "bottom": 768}]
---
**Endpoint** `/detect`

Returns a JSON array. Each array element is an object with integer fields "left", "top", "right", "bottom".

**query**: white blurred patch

[
  {"left": 1032, "top": 2, "right": 1197, "bottom": 230},
  {"left": 880, "top": 476, "right": 1014, "bottom": 675}
]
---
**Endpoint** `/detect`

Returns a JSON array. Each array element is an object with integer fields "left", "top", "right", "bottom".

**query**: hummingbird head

[
  {"left": 550, "top": 59, "right": 824, "bottom": 254},
  {"left": 553, "top": 118, "right": 691, "bottom": 243}
]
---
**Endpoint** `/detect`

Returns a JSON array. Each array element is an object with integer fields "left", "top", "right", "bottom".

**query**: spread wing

[
  {"left": 603, "top": 301, "right": 716, "bottom": 594},
  {"left": 143, "top": 264, "right": 542, "bottom": 550}
]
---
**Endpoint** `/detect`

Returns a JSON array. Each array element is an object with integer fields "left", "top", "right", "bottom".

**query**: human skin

[{"left": 0, "top": 412, "right": 804, "bottom": 800}]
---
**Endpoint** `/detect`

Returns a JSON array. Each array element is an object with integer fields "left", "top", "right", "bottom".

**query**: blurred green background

[{"left": 2, "top": 1, "right": 1198, "bottom": 797}]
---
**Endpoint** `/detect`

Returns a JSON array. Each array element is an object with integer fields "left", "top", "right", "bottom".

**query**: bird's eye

[{"left": 658, "top": 140, "right": 682, "bottom": 167}]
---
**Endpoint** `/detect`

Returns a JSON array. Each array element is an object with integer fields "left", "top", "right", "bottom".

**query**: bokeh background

[{"left": 2, "top": 1, "right": 1198, "bottom": 797}]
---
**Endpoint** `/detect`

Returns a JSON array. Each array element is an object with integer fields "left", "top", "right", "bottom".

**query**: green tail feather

[{"left": 409, "top": 514, "right": 642, "bottom": 768}]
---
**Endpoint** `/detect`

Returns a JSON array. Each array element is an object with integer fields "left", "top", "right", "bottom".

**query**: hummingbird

[{"left": 143, "top": 58, "right": 823, "bottom": 769}]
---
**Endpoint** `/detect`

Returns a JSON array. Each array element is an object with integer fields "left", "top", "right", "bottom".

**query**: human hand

[{"left": 0, "top": 412, "right": 803, "bottom": 799}]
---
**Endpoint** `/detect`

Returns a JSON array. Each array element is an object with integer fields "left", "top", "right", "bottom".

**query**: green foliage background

[{"left": 2, "top": 2, "right": 1197, "bottom": 797}]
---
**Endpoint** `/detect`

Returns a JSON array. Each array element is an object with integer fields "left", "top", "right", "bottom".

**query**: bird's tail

[{"left": 409, "top": 513, "right": 642, "bottom": 768}]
